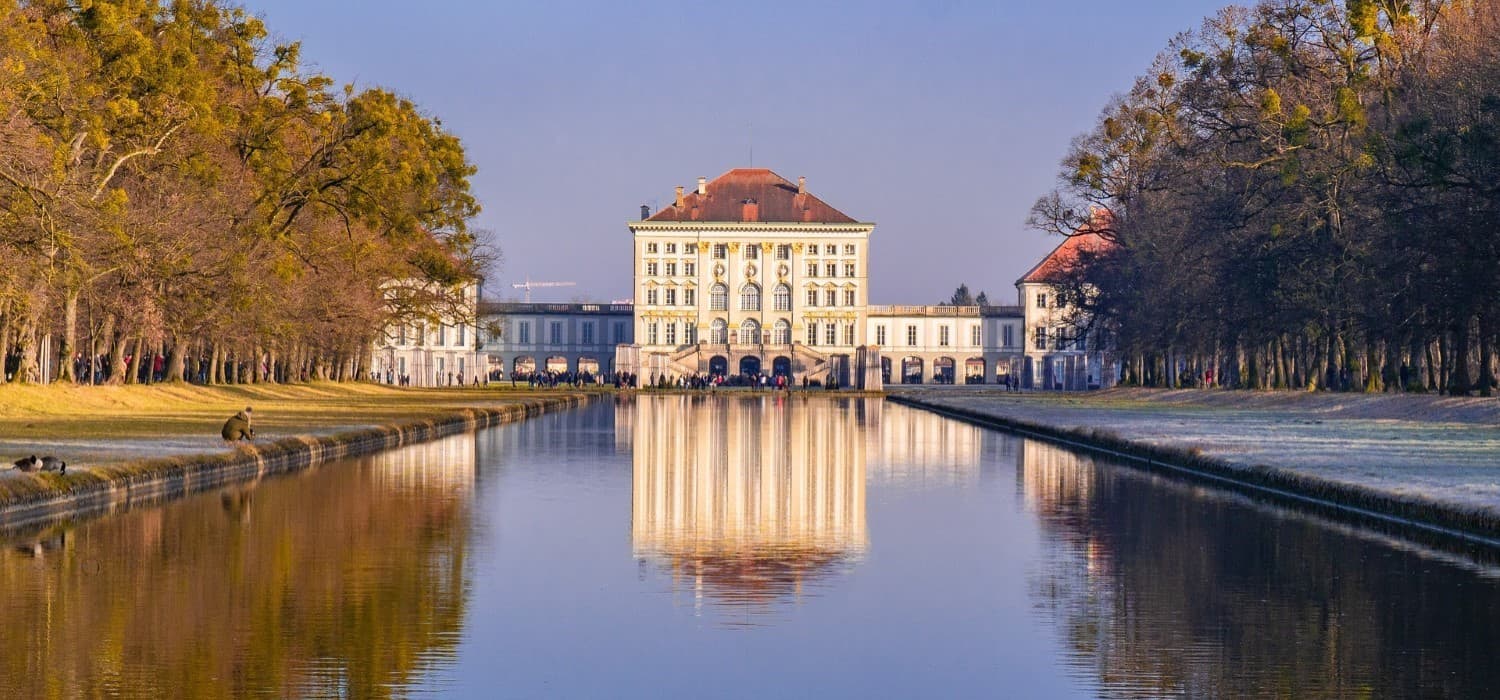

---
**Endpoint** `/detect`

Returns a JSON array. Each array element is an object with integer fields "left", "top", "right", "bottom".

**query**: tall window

[
  {"left": 773, "top": 320, "right": 791, "bottom": 345},
  {"left": 684, "top": 261, "right": 696, "bottom": 276},
  {"left": 710, "top": 284, "right": 727, "bottom": 311},
  {"left": 711, "top": 319, "right": 728, "bottom": 344},
  {"left": 437, "top": 324, "right": 447, "bottom": 346},
  {"left": 398, "top": 325, "right": 408, "bottom": 345},
  {"left": 843, "top": 324, "right": 855, "bottom": 346},
  {"left": 844, "top": 262, "right": 856, "bottom": 277},
  {"left": 646, "top": 261, "right": 658, "bottom": 276},
  {"left": 826, "top": 262, "right": 837, "bottom": 277},
  {"left": 550, "top": 321, "right": 563, "bottom": 344},
  {"left": 907, "top": 325, "right": 917, "bottom": 346},
  {"left": 665, "top": 322, "right": 677, "bottom": 345},
  {"left": 843, "top": 289, "right": 855, "bottom": 306},
  {"left": 517, "top": 321, "right": 530, "bottom": 344},
  {"left": 665, "top": 261, "right": 676, "bottom": 276},
  {"left": 773, "top": 284, "right": 791, "bottom": 311},
  {"left": 646, "top": 289, "right": 659, "bottom": 305},
  {"left": 667, "top": 288, "right": 678, "bottom": 306},
  {"left": 939, "top": 325, "right": 950, "bottom": 346},
  {"left": 458, "top": 324, "right": 466, "bottom": 346},
  {"left": 806, "top": 262, "right": 818, "bottom": 277},
  {"left": 1003, "top": 324, "right": 1015, "bottom": 348},
  {"left": 876, "top": 325, "right": 887, "bottom": 345},
  {"left": 713, "top": 244, "right": 727, "bottom": 259},
  {"left": 807, "top": 323, "right": 818, "bottom": 346},
  {"left": 1036, "top": 293, "right": 1047, "bottom": 309},
  {"left": 685, "top": 323, "right": 698, "bottom": 345},
  {"left": 647, "top": 322, "right": 659, "bottom": 345},
  {"left": 1034, "top": 327, "right": 1048, "bottom": 350},
  {"left": 615, "top": 322, "right": 627, "bottom": 344},
  {"left": 684, "top": 288, "right": 696, "bottom": 306},
  {"left": 739, "top": 283, "right": 761, "bottom": 311},
  {"left": 825, "top": 324, "right": 837, "bottom": 346},
  {"left": 745, "top": 244, "right": 759, "bottom": 260},
  {"left": 776, "top": 245, "right": 790, "bottom": 260},
  {"left": 582, "top": 322, "right": 594, "bottom": 344},
  {"left": 971, "top": 325, "right": 982, "bottom": 346},
  {"left": 415, "top": 323, "right": 425, "bottom": 345},
  {"left": 739, "top": 319, "right": 760, "bottom": 345},
  {"left": 824, "top": 289, "right": 837, "bottom": 307},
  {"left": 806, "top": 289, "right": 818, "bottom": 306}
]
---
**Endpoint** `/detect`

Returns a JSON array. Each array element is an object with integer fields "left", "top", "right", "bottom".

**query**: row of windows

[
  {"left": 645, "top": 284, "right": 856, "bottom": 310},
  {"left": 644, "top": 287, "right": 699, "bottom": 307},
  {"left": 805, "top": 322, "right": 858, "bottom": 347},
  {"left": 1033, "top": 327, "right": 1087, "bottom": 351},
  {"left": 512, "top": 320, "right": 629, "bottom": 346},
  {"left": 644, "top": 242, "right": 859, "bottom": 260},
  {"left": 871, "top": 324, "right": 1018, "bottom": 348},
  {"left": 645, "top": 318, "right": 859, "bottom": 347},
  {"left": 393, "top": 323, "right": 468, "bottom": 348},
  {"left": 642, "top": 259, "right": 857, "bottom": 278},
  {"left": 805, "top": 261, "right": 857, "bottom": 278},
  {"left": 643, "top": 261, "right": 697, "bottom": 277},
  {"left": 806, "top": 288, "right": 857, "bottom": 307}
]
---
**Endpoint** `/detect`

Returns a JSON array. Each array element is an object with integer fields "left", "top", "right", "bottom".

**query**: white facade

[
  {"left": 370, "top": 282, "right": 484, "bottom": 386},
  {"left": 866, "top": 306, "right": 1025, "bottom": 384},
  {"left": 477, "top": 302, "right": 634, "bottom": 377}
]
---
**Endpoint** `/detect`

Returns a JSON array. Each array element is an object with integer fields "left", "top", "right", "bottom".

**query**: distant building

[
  {"left": 476, "top": 301, "right": 634, "bottom": 378},
  {"left": 370, "top": 281, "right": 483, "bottom": 386},
  {"left": 620, "top": 168, "right": 880, "bottom": 387},
  {"left": 381, "top": 170, "right": 1120, "bottom": 391},
  {"left": 1016, "top": 219, "right": 1119, "bottom": 390},
  {"left": 866, "top": 305, "right": 1025, "bottom": 385}
]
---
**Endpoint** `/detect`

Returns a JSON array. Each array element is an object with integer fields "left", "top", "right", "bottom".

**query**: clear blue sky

[{"left": 242, "top": 0, "right": 1224, "bottom": 304}]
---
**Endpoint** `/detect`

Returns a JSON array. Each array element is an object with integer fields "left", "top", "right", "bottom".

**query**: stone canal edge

[
  {"left": 0, "top": 393, "right": 593, "bottom": 531},
  {"left": 887, "top": 394, "right": 1500, "bottom": 551}
]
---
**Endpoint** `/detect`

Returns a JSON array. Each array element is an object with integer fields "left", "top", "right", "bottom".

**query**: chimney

[
  {"left": 640, "top": 204, "right": 650, "bottom": 219},
  {"left": 697, "top": 176, "right": 707, "bottom": 195},
  {"left": 675, "top": 186, "right": 684, "bottom": 208},
  {"left": 742, "top": 198, "right": 759, "bottom": 222},
  {"left": 797, "top": 176, "right": 806, "bottom": 194}
]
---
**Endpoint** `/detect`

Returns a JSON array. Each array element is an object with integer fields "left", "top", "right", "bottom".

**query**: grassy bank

[
  {"left": 0, "top": 382, "right": 588, "bottom": 513},
  {"left": 889, "top": 388, "right": 1500, "bottom": 544}
]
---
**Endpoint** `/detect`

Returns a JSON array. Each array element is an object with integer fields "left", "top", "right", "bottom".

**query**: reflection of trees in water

[
  {"left": 0, "top": 434, "right": 476, "bottom": 698},
  {"left": 1021, "top": 438, "right": 1500, "bottom": 698},
  {"left": 629, "top": 396, "right": 866, "bottom": 614}
]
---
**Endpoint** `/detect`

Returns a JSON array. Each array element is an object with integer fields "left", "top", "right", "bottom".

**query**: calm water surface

[{"left": 2, "top": 396, "right": 1498, "bottom": 698}]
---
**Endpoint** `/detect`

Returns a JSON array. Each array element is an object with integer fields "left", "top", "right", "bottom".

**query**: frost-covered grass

[
  {"left": 0, "top": 381, "right": 562, "bottom": 472},
  {"left": 896, "top": 387, "right": 1500, "bottom": 518}
]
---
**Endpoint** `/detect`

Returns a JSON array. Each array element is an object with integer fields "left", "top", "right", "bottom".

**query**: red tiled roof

[
  {"left": 1018, "top": 214, "right": 1116, "bottom": 284},
  {"left": 644, "top": 168, "right": 858, "bottom": 224}
]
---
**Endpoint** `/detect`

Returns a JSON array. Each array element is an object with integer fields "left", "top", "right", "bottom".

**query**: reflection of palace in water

[{"left": 625, "top": 395, "right": 868, "bottom": 608}]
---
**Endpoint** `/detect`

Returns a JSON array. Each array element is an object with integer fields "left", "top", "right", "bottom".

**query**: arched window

[
  {"left": 772, "top": 319, "right": 791, "bottom": 345},
  {"left": 710, "top": 283, "right": 728, "bottom": 311},
  {"left": 773, "top": 284, "right": 791, "bottom": 312},
  {"left": 710, "top": 318, "right": 728, "bottom": 344},
  {"left": 739, "top": 319, "right": 761, "bottom": 345},
  {"left": 739, "top": 283, "right": 761, "bottom": 311}
]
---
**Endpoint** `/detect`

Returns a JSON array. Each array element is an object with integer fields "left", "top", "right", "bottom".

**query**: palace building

[
  {"left": 619, "top": 168, "right": 878, "bottom": 386},
  {"left": 385, "top": 167, "right": 1118, "bottom": 390}
]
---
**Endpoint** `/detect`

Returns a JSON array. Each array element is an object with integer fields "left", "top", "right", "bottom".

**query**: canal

[{"left": 1, "top": 396, "right": 1497, "bottom": 697}]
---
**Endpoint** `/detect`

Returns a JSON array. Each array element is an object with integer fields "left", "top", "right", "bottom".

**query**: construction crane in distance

[{"left": 511, "top": 278, "right": 577, "bottom": 303}]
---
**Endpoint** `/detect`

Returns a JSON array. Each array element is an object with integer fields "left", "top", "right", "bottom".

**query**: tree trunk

[
  {"left": 165, "top": 335, "right": 187, "bottom": 382},
  {"left": 58, "top": 290, "right": 78, "bottom": 383},
  {"left": 124, "top": 336, "right": 142, "bottom": 385}
]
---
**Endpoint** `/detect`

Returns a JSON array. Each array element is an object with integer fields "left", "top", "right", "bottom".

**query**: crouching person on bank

[{"left": 222, "top": 407, "right": 255, "bottom": 442}]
